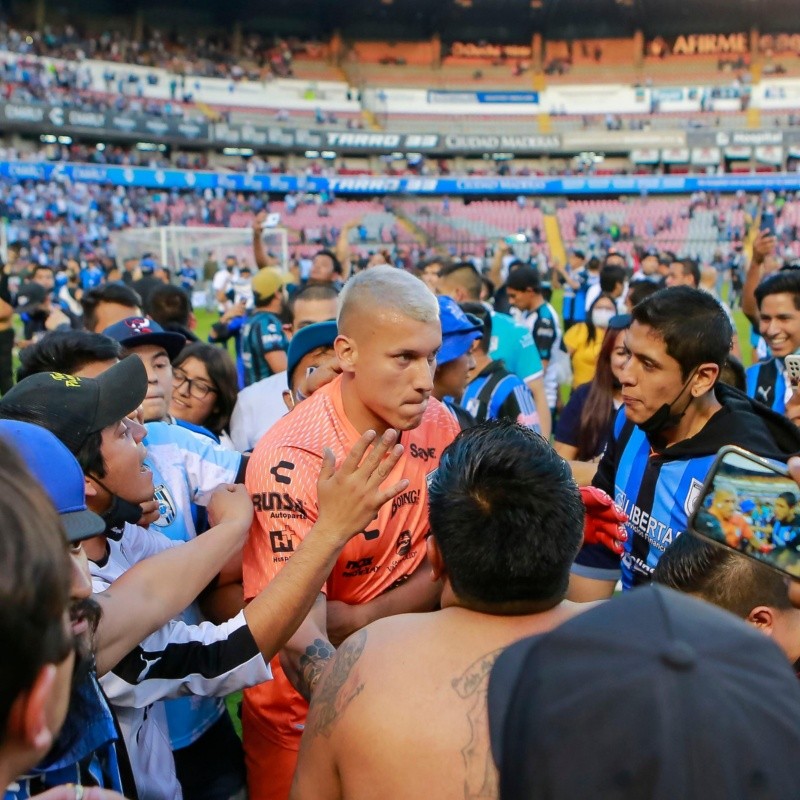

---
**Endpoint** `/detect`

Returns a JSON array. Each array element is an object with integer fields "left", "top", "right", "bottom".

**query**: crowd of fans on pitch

[{"left": 5, "top": 185, "right": 800, "bottom": 800}]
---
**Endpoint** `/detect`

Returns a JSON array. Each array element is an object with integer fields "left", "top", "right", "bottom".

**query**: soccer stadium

[{"left": 4, "top": 1, "right": 800, "bottom": 799}]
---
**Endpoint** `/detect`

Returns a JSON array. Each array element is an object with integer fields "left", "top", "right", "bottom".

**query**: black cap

[
  {"left": 14, "top": 282, "right": 48, "bottom": 310},
  {"left": 489, "top": 586, "right": 800, "bottom": 800},
  {"left": 0, "top": 358, "right": 148, "bottom": 455}
]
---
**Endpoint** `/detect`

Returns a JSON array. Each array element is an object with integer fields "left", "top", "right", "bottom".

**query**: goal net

[{"left": 109, "top": 225, "right": 289, "bottom": 273}]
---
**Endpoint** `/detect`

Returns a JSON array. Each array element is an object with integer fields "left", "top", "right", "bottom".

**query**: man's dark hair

[
  {"left": 679, "top": 258, "right": 701, "bottom": 288},
  {"left": 506, "top": 267, "right": 541, "bottom": 294},
  {"left": 32, "top": 265, "right": 54, "bottom": 277},
  {"left": 627, "top": 279, "right": 660, "bottom": 308},
  {"left": 287, "top": 283, "right": 340, "bottom": 324},
  {"left": 146, "top": 284, "right": 192, "bottom": 327},
  {"left": 778, "top": 491, "right": 797, "bottom": 508},
  {"left": 719, "top": 354, "right": 746, "bottom": 392},
  {"left": 419, "top": 256, "right": 448, "bottom": 272},
  {"left": 81, "top": 284, "right": 142, "bottom": 332},
  {"left": 0, "top": 440, "right": 72, "bottom": 745},
  {"left": 754, "top": 271, "right": 800, "bottom": 312},
  {"left": 315, "top": 249, "right": 342, "bottom": 275},
  {"left": 428, "top": 421, "right": 583, "bottom": 612},
  {"left": 599, "top": 265, "right": 626, "bottom": 294},
  {"left": 631, "top": 286, "right": 732, "bottom": 378},
  {"left": 439, "top": 262, "right": 482, "bottom": 301},
  {"left": 461, "top": 302, "right": 492, "bottom": 355},
  {"left": 586, "top": 256, "right": 601, "bottom": 273},
  {"left": 17, "top": 330, "right": 121, "bottom": 382},
  {"left": 653, "top": 532, "right": 792, "bottom": 619}
]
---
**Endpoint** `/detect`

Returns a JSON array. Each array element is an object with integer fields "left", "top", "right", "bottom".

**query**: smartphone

[
  {"left": 762, "top": 210, "right": 776, "bottom": 237},
  {"left": 687, "top": 445, "right": 800, "bottom": 578},
  {"left": 786, "top": 354, "right": 800, "bottom": 386}
]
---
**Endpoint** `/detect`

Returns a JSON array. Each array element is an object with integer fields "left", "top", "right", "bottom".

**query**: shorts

[{"left": 243, "top": 703, "right": 299, "bottom": 800}]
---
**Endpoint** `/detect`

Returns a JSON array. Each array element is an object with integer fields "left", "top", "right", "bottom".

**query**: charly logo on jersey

[
  {"left": 684, "top": 478, "right": 705, "bottom": 517},
  {"left": 152, "top": 483, "right": 177, "bottom": 527}
]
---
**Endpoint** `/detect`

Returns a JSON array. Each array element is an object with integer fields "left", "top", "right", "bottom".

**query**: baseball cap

[
  {"left": 140, "top": 257, "right": 156, "bottom": 273},
  {"left": 488, "top": 585, "right": 800, "bottom": 800},
  {"left": 0, "top": 357, "right": 148, "bottom": 455},
  {"left": 251, "top": 267, "right": 289, "bottom": 301},
  {"left": 14, "top": 282, "right": 48, "bottom": 310},
  {"left": 287, "top": 320, "right": 337, "bottom": 383},
  {"left": 608, "top": 312, "right": 632, "bottom": 330},
  {"left": 644, "top": 246, "right": 660, "bottom": 258},
  {"left": 438, "top": 296, "right": 481, "bottom": 366},
  {"left": 103, "top": 316, "right": 186, "bottom": 361},
  {"left": 0, "top": 420, "right": 104, "bottom": 542}
]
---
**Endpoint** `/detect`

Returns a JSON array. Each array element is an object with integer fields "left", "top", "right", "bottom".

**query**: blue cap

[
  {"left": 608, "top": 313, "right": 632, "bottom": 330},
  {"left": 438, "top": 296, "right": 482, "bottom": 365},
  {"left": 140, "top": 257, "right": 156, "bottom": 272},
  {"left": 287, "top": 320, "right": 338, "bottom": 385},
  {"left": 0, "top": 420, "right": 105, "bottom": 542},
  {"left": 103, "top": 316, "right": 186, "bottom": 361}
]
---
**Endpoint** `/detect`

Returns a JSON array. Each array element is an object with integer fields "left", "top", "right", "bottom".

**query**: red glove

[{"left": 580, "top": 485, "right": 629, "bottom": 555}]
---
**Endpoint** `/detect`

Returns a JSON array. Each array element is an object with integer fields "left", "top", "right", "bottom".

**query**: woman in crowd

[
  {"left": 170, "top": 342, "right": 239, "bottom": 448},
  {"left": 555, "top": 314, "right": 630, "bottom": 483},
  {"left": 562, "top": 292, "right": 619, "bottom": 388}
]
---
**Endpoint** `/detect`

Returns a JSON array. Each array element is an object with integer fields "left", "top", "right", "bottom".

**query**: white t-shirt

[
  {"left": 229, "top": 371, "right": 289, "bottom": 452},
  {"left": 211, "top": 268, "right": 233, "bottom": 312}
]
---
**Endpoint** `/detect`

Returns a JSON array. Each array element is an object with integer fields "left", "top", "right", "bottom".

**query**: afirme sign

[{"left": 652, "top": 33, "right": 749, "bottom": 56}]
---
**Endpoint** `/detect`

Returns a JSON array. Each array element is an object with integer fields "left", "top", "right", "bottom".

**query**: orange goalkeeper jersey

[{"left": 242, "top": 374, "right": 459, "bottom": 750}]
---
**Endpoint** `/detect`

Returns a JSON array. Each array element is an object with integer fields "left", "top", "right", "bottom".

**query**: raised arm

[{"left": 93, "top": 484, "right": 252, "bottom": 675}]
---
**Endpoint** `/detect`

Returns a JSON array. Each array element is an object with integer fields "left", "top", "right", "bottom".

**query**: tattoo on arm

[
  {"left": 304, "top": 629, "right": 367, "bottom": 740},
  {"left": 296, "top": 638, "right": 336, "bottom": 702},
  {"left": 452, "top": 648, "right": 505, "bottom": 800}
]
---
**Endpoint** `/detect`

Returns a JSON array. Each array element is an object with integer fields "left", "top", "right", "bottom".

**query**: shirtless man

[
  {"left": 243, "top": 266, "right": 460, "bottom": 799},
  {"left": 290, "top": 421, "right": 587, "bottom": 800}
]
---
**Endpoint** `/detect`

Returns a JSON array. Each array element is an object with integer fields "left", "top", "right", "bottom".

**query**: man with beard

[{"left": 0, "top": 368, "right": 409, "bottom": 800}]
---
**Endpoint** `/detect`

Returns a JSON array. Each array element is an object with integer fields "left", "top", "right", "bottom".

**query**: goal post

[{"left": 109, "top": 225, "right": 289, "bottom": 274}]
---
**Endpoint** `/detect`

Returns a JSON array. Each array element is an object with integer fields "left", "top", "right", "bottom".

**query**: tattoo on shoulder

[
  {"left": 305, "top": 629, "right": 367, "bottom": 739},
  {"left": 452, "top": 648, "right": 505, "bottom": 800},
  {"left": 296, "top": 638, "right": 336, "bottom": 702}
]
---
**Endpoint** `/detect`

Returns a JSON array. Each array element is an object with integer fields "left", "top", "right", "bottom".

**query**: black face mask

[
  {"left": 638, "top": 370, "right": 697, "bottom": 439},
  {"left": 91, "top": 474, "right": 147, "bottom": 538}
]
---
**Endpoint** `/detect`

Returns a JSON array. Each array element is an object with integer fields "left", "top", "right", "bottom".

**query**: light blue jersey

[{"left": 488, "top": 311, "right": 544, "bottom": 384}]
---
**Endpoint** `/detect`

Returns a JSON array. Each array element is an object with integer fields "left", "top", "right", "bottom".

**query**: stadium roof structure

[{"left": 15, "top": 0, "right": 800, "bottom": 41}]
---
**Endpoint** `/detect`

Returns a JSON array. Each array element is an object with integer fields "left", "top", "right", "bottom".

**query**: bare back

[{"left": 291, "top": 603, "right": 588, "bottom": 800}]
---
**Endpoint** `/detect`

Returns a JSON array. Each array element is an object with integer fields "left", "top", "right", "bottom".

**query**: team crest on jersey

[
  {"left": 426, "top": 468, "right": 438, "bottom": 489},
  {"left": 684, "top": 478, "right": 704, "bottom": 517},
  {"left": 152, "top": 483, "right": 177, "bottom": 527}
]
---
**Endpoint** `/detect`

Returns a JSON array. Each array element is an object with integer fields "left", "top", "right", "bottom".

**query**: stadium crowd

[{"left": 3, "top": 178, "right": 800, "bottom": 800}]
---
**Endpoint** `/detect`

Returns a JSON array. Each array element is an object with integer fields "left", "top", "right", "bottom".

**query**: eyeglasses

[{"left": 173, "top": 369, "right": 217, "bottom": 400}]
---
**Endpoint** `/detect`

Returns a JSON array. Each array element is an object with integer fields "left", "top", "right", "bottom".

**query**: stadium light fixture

[
  {"left": 304, "top": 150, "right": 320, "bottom": 158},
  {"left": 39, "top": 134, "right": 57, "bottom": 144},
  {"left": 57, "top": 136, "right": 72, "bottom": 145},
  {"left": 321, "top": 151, "right": 336, "bottom": 159}
]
